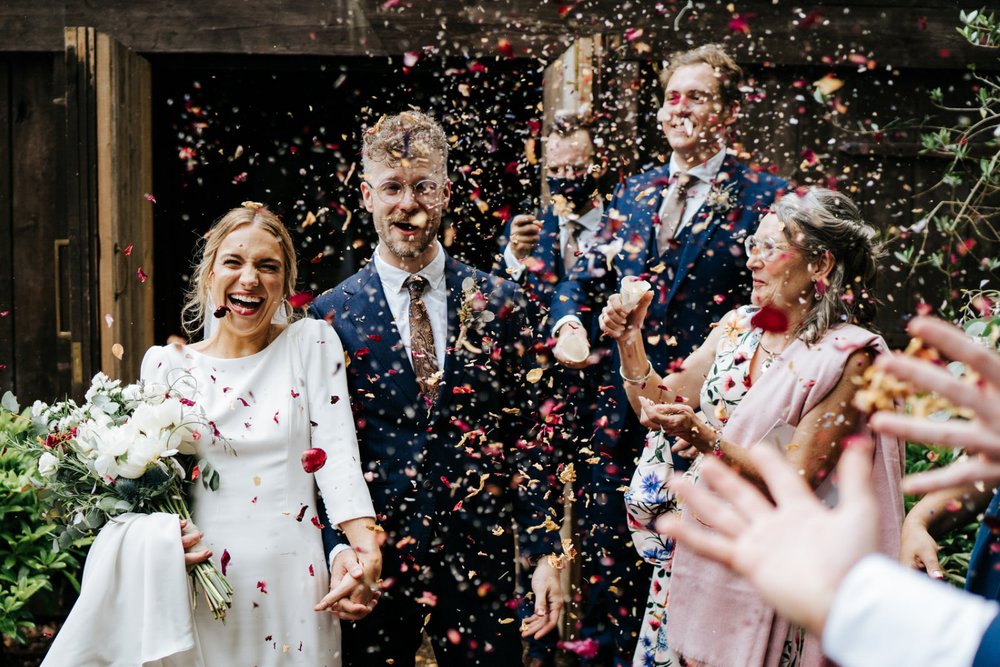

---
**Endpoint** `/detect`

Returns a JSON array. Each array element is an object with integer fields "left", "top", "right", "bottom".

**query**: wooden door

[{"left": 65, "top": 28, "right": 153, "bottom": 392}]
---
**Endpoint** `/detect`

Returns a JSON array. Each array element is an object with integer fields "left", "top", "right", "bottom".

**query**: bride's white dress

[{"left": 140, "top": 318, "right": 374, "bottom": 666}]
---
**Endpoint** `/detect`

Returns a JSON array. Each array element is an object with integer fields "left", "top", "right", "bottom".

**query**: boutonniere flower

[
  {"left": 456, "top": 277, "right": 495, "bottom": 353},
  {"left": 704, "top": 175, "right": 740, "bottom": 216}
]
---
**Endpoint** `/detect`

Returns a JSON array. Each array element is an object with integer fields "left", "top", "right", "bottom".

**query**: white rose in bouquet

[
  {"left": 93, "top": 422, "right": 137, "bottom": 478},
  {"left": 619, "top": 276, "right": 652, "bottom": 312},
  {"left": 38, "top": 452, "right": 59, "bottom": 477},
  {"left": 116, "top": 431, "right": 169, "bottom": 479}
]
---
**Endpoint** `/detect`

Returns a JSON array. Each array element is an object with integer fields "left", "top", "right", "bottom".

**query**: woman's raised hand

[{"left": 599, "top": 290, "right": 653, "bottom": 342}]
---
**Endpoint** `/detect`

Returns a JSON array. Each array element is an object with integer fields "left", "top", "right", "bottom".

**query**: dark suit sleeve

[
  {"left": 549, "top": 184, "right": 623, "bottom": 333},
  {"left": 974, "top": 612, "right": 1000, "bottom": 667}
]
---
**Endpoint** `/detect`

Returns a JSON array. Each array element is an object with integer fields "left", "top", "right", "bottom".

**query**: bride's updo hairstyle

[
  {"left": 773, "top": 188, "right": 885, "bottom": 345},
  {"left": 180, "top": 202, "right": 297, "bottom": 338}
]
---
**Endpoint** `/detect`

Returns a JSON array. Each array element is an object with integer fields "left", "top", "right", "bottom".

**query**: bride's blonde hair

[{"left": 180, "top": 204, "right": 297, "bottom": 338}]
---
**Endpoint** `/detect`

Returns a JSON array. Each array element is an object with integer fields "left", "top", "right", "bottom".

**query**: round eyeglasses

[
  {"left": 744, "top": 235, "right": 791, "bottom": 262},
  {"left": 545, "top": 163, "right": 593, "bottom": 179},
  {"left": 368, "top": 179, "right": 445, "bottom": 206}
]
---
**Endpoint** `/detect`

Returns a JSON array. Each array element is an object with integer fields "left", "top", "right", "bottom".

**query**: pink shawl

[{"left": 665, "top": 324, "right": 904, "bottom": 667}]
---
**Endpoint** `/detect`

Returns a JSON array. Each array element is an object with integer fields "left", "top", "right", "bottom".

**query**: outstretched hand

[
  {"left": 868, "top": 316, "right": 1000, "bottom": 494},
  {"left": 656, "top": 436, "right": 879, "bottom": 637},
  {"left": 520, "top": 558, "right": 563, "bottom": 639}
]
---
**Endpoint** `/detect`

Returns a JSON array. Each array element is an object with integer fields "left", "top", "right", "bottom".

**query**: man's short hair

[
  {"left": 659, "top": 44, "right": 743, "bottom": 108},
  {"left": 362, "top": 110, "right": 449, "bottom": 175},
  {"left": 549, "top": 111, "right": 593, "bottom": 139}
]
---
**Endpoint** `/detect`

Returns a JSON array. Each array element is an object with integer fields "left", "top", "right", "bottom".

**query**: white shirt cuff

[
  {"left": 823, "top": 554, "right": 999, "bottom": 667},
  {"left": 502, "top": 243, "right": 527, "bottom": 281},
  {"left": 327, "top": 542, "right": 352, "bottom": 571},
  {"left": 552, "top": 315, "right": 584, "bottom": 338}
]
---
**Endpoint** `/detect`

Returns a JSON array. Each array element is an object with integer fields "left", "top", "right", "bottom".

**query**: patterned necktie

[
  {"left": 656, "top": 172, "right": 696, "bottom": 256},
  {"left": 405, "top": 275, "right": 439, "bottom": 404},
  {"left": 563, "top": 220, "right": 583, "bottom": 274}
]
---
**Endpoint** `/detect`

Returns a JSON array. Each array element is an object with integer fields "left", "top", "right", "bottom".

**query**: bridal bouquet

[{"left": 5, "top": 372, "right": 233, "bottom": 620}]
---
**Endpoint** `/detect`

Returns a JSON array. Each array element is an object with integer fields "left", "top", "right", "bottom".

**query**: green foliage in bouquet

[
  {"left": 5, "top": 372, "right": 234, "bottom": 621},
  {"left": 0, "top": 398, "right": 88, "bottom": 644}
]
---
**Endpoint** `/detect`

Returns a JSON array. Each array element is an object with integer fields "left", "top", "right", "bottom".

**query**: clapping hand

[
  {"left": 638, "top": 396, "right": 709, "bottom": 459},
  {"left": 869, "top": 316, "right": 1000, "bottom": 494},
  {"left": 656, "top": 436, "right": 880, "bottom": 637}
]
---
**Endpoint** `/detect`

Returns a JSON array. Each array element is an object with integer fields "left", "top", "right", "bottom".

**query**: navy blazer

[
  {"left": 493, "top": 206, "right": 568, "bottom": 312},
  {"left": 310, "top": 255, "right": 558, "bottom": 581},
  {"left": 551, "top": 156, "right": 787, "bottom": 470}
]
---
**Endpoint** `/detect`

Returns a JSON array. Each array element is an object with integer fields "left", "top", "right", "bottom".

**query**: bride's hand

[
  {"left": 315, "top": 548, "right": 381, "bottom": 620},
  {"left": 179, "top": 518, "right": 212, "bottom": 566}
]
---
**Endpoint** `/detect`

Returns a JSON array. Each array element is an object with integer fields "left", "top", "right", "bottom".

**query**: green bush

[{"left": 0, "top": 401, "right": 88, "bottom": 644}]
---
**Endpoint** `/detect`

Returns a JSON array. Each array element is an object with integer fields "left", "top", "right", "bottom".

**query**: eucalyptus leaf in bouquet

[{"left": 4, "top": 372, "right": 235, "bottom": 620}]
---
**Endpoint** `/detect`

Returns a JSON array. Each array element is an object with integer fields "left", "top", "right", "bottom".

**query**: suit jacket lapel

[
  {"left": 344, "top": 263, "right": 421, "bottom": 403},
  {"left": 429, "top": 256, "right": 474, "bottom": 421},
  {"left": 666, "top": 157, "right": 746, "bottom": 304}
]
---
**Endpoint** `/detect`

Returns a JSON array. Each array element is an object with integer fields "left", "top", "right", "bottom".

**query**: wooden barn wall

[{"left": 0, "top": 54, "right": 70, "bottom": 402}]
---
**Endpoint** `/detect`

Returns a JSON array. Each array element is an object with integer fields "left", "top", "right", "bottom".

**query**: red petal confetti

[
  {"left": 237, "top": 397, "right": 249, "bottom": 407},
  {"left": 123, "top": 244, "right": 133, "bottom": 257},
  {"left": 288, "top": 291, "right": 315, "bottom": 309},
  {"left": 137, "top": 267, "right": 148, "bottom": 283},
  {"left": 0, "top": 311, "right": 8, "bottom": 317},
  {"left": 257, "top": 580, "right": 268, "bottom": 594},
  {"left": 191, "top": 465, "right": 201, "bottom": 481},
  {"left": 295, "top": 505, "right": 308, "bottom": 522},
  {"left": 452, "top": 386, "right": 474, "bottom": 394},
  {"left": 221, "top": 549, "right": 231, "bottom": 575},
  {"left": 301, "top": 447, "right": 328, "bottom": 473},
  {"left": 558, "top": 638, "right": 600, "bottom": 659},
  {"left": 213, "top": 305, "right": 230, "bottom": 318},
  {"left": 916, "top": 301, "right": 933, "bottom": 316},
  {"left": 497, "top": 38, "right": 514, "bottom": 58},
  {"left": 273, "top": 411, "right": 280, "bottom": 424},
  {"left": 749, "top": 305, "right": 789, "bottom": 333},
  {"left": 452, "top": 500, "right": 463, "bottom": 511},
  {"left": 144, "top": 193, "right": 156, "bottom": 204},
  {"left": 311, "top": 515, "right": 324, "bottom": 529},
  {"left": 309, "top": 564, "right": 315, "bottom": 577},
  {"left": 290, "top": 389, "right": 300, "bottom": 398},
  {"left": 330, "top": 395, "right": 341, "bottom": 404}
]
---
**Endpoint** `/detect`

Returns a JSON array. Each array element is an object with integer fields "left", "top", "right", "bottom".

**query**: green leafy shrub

[{"left": 0, "top": 398, "right": 88, "bottom": 644}]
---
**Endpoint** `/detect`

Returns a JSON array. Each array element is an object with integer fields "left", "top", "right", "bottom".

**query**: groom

[{"left": 310, "top": 110, "right": 562, "bottom": 667}]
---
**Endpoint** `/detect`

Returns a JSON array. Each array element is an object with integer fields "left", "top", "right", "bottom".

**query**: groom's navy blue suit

[
  {"left": 311, "top": 254, "right": 558, "bottom": 667},
  {"left": 551, "top": 155, "right": 788, "bottom": 664}
]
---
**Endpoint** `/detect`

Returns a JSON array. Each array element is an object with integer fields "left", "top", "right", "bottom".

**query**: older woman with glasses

[{"left": 601, "top": 187, "right": 904, "bottom": 667}]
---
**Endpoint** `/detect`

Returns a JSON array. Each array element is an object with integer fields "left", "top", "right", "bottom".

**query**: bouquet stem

[{"left": 158, "top": 492, "right": 233, "bottom": 621}]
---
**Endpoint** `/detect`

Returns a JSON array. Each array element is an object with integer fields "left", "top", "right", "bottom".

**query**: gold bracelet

[{"left": 619, "top": 360, "right": 654, "bottom": 385}]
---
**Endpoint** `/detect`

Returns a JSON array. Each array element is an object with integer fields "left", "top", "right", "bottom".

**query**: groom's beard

[{"left": 378, "top": 210, "right": 442, "bottom": 260}]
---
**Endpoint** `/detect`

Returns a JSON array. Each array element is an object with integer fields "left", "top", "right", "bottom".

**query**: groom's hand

[
  {"left": 520, "top": 557, "right": 563, "bottom": 639},
  {"left": 314, "top": 548, "right": 380, "bottom": 620}
]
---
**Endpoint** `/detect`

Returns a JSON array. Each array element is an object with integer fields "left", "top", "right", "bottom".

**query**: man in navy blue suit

[
  {"left": 309, "top": 110, "right": 563, "bottom": 667},
  {"left": 550, "top": 45, "right": 788, "bottom": 665},
  {"left": 493, "top": 113, "right": 610, "bottom": 666}
]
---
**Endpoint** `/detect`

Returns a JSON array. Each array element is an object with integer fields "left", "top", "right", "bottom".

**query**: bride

[
  {"left": 45, "top": 203, "right": 379, "bottom": 666},
  {"left": 151, "top": 202, "right": 380, "bottom": 665}
]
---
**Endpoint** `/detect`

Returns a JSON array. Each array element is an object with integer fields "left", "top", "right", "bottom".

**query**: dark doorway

[{"left": 150, "top": 54, "right": 543, "bottom": 343}]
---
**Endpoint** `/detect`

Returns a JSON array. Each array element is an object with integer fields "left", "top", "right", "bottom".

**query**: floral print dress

[{"left": 625, "top": 306, "right": 769, "bottom": 667}]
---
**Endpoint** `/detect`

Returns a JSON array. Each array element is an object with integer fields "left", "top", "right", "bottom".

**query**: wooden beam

[
  {"left": 0, "top": 60, "right": 12, "bottom": 395},
  {"left": 95, "top": 33, "right": 154, "bottom": 381},
  {"left": 1, "top": 0, "right": 994, "bottom": 70}
]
